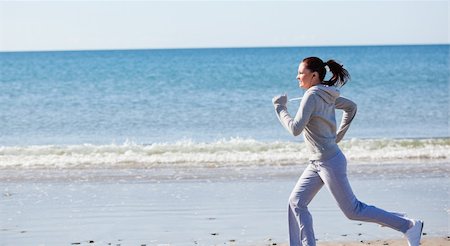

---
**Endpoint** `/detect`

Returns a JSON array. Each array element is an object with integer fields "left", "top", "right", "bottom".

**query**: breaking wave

[{"left": 0, "top": 138, "right": 449, "bottom": 169}]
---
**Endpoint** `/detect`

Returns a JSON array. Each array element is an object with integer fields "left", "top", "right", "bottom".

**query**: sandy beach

[
  {"left": 315, "top": 237, "right": 450, "bottom": 246},
  {"left": 1, "top": 162, "right": 448, "bottom": 246}
]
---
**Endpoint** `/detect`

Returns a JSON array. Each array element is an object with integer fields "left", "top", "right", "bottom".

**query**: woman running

[{"left": 272, "top": 57, "right": 423, "bottom": 246}]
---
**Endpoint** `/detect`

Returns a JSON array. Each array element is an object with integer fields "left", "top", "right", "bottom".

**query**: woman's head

[{"left": 296, "top": 57, "right": 350, "bottom": 89}]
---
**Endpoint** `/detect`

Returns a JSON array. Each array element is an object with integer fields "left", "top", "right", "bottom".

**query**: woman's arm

[
  {"left": 273, "top": 93, "right": 315, "bottom": 136},
  {"left": 335, "top": 96, "right": 357, "bottom": 143}
]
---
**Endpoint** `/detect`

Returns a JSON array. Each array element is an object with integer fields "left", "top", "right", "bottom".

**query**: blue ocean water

[
  {"left": 0, "top": 45, "right": 448, "bottom": 147},
  {"left": 0, "top": 45, "right": 450, "bottom": 169}
]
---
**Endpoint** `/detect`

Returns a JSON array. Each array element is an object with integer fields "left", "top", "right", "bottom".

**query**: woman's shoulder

[
  {"left": 300, "top": 90, "right": 320, "bottom": 105},
  {"left": 303, "top": 87, "right": 322, "bottom": 99}
]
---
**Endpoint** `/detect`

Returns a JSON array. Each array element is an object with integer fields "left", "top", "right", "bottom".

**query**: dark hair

[{"left": 302, "top": 57, "right": 350, "bottom": 87}]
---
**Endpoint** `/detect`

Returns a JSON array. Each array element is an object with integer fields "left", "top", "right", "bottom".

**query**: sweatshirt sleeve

[
  {"left": 335, "top": 96, "right": 357, "bottom": 143},
  {"left": 274, "top": 93, "right": 315, "bottom": 137}
]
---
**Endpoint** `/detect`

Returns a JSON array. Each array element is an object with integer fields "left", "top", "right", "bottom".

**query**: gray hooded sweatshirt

[{"left": 274, "top": 84, "right": 357, "bottom": 161}]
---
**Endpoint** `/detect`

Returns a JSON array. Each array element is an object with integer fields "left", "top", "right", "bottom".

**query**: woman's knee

[
  {"left": 343, "top": 210, "right": 361, "bottom": 220},
  {"left": 342, "top": 201, "right": 367, "bottom": 220},
  {"left": 288, "top": 193, "right": 307, "bottom": 209}
]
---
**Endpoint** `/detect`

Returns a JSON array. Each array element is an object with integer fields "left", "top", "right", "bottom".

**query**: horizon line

[{"left": 1, "top": 43, "right": 448, "bottom": 53}]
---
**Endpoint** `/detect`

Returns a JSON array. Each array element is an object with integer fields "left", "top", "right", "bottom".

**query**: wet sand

[
  {"left": 1, "top": 163, "right": 448, "bottom": 245},
  {"left": 30, "top": 236, "right": 450, "bottom": 246}
]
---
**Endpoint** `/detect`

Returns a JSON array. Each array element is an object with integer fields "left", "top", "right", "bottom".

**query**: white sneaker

[{"left": 404, "top": 220, "right": 424, "bottom": 246}]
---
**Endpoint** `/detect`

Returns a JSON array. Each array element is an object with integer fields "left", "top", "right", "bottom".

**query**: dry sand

[{"left": 267, "top": 237, "right": 449, "bottom": 246}]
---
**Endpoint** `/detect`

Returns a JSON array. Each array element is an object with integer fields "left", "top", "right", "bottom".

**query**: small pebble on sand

[{"left": 3, "top": 192, "right": 12, "bottom": 197}]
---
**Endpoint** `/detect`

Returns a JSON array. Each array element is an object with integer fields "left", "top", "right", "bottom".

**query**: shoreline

[
  {"left": 1, "top": 138, "right": 448, "bottom": 170},
  {"left": 1, "top": 161, "right": 448, "bottom": 183}
]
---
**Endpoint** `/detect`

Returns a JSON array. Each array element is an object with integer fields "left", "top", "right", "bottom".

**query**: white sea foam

[{"left": 0, "top": 138, "right": 448, "bottom": 169}]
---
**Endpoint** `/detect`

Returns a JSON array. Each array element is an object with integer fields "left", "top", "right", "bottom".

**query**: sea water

[{"left": 0, "top": 45, "right": 449, "bottom": 168}]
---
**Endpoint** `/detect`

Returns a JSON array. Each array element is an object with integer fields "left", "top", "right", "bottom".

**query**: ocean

[{"left": 0, "top": 45, "right": 449, "bottom": 168}]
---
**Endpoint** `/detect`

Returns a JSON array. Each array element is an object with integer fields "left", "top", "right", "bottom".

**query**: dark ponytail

[
  {"left": 323, "top": 59, "right": 350, "bottom": 87},
  {"left": 303, "top": 57, "right": 351, "bottom": 87}
]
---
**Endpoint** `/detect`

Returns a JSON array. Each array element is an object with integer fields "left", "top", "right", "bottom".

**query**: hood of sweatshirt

[{"left": 308, "top": 84, "right": 340, "bottom": 104}]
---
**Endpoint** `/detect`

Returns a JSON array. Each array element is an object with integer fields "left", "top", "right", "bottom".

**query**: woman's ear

[{"left": 312, "top": 71, "right": 319, "bottom": 79}]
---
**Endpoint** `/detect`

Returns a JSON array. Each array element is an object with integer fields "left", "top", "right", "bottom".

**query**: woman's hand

[{"left": 272, "top": 94, "right": 288, "bottom": 106}]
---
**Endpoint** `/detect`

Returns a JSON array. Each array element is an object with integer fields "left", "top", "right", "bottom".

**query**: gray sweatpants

[{"left": 288, "top": 150, "right": 410, "bottom": 246}]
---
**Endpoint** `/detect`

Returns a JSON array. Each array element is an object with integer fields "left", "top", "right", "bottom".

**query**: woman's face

[{"left": 296, "top": 62, "right": 315, "bottom": 89}]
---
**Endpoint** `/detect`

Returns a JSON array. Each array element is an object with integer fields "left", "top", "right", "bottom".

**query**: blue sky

[{"left": 0, "top": 1, "right": 448, "bottom": 52}]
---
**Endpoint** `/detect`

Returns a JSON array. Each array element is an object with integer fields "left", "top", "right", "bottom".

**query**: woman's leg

[
  {"left": 317, "top": 151, "right": 411, "bottom": 233},
  {"left": 288, "top": 163, "right": 324, "bottom": 246}
]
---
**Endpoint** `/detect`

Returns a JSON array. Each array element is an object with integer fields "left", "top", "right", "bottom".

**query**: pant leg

[
  {"left": 317, "top": 151, "right": 411, "bottom": 233},
  {"left": 288, "top": 163, "right": 324, "bottom": 246}
]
